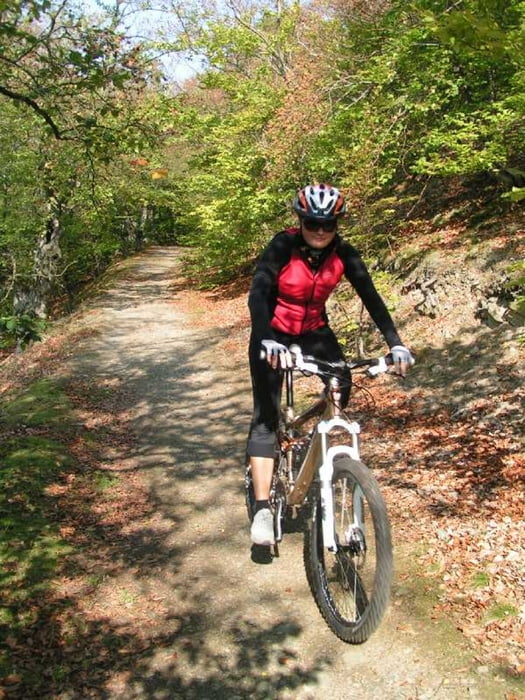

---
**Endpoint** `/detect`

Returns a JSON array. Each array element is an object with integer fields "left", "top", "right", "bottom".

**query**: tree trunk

[
  {"left": 135, "top": 204, "right": 149, "bottom": 251},
  {"left": 13, "top": 194, "right": 62, "bottom": 319}
]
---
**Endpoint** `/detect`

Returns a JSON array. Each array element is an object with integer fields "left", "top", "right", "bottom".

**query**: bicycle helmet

[{"left": 293, "top": 183, "right": 346, "bottom": 221}]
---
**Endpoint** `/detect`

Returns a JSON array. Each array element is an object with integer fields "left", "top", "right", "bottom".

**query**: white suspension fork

[{"left": 317, "top": 418, "right": 361, "bottom": 552}]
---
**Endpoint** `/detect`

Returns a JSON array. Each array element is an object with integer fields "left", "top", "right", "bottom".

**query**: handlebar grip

[{"left": 367, "top": 356, "right": 391, "bottom": 377}]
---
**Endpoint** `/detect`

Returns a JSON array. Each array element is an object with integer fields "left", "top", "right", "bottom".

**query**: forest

[
  {"left": 1, "top": 2, "right": 524, "bottom": 694},
  {"left": 0, "top": 0, "right": 524, "bottom": 347}
]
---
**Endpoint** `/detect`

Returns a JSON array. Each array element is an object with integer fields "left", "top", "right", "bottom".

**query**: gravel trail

[{"left": 65, "top": 247, "right": 508, "bottom": 700}]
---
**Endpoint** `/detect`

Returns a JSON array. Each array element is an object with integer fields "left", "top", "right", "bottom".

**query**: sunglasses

[{"left": 302, "top": 218, "right": 337, "bottom": 233}]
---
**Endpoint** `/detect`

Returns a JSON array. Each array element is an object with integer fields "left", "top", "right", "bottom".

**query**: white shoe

[{"left": 250, "top": 508, "right": 275, "bottom": 546}]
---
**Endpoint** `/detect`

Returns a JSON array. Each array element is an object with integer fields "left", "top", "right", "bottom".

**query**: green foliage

[
  {"left": 506, "top": 260, "right": 525, "bottom": 287},
  {"left": 166, "top": 6, "right": 299, "bottom": 280},
  {"left": 0, "top": 378, "right": 74, "bottom": 670},
  {"left": 505, "top": 260, "right": 525, "bottom": 326},
  {"left": 0, "top": 1, "right": 152, "bottom": 141},
  {"left": 164, "top": 0, "right": 525, "bottom": 281},
  {"left": 0, "top": 375, "right": 115, "bottom": 688},
  {"left": 331, "top": 1, "right": 523, "bottom": 186},
  {"left": 502, "top": 186, "right": 525, "bottom": 202},
  {"left": 2, "top": 378, "right": 72, "bottom": 426},
  {"left": 0, "top": 315, "right": 47, "bottom": 349},
  {"left": 471, "top": 570, "right": 490, "bottom": 588},
  {"left": 92, "top": 470, "right": 119, "bottom": 492},
  {"left": 0, "top": 0, "right": 176, "bottom": 325},
  {"left": 484, "top": 601, "right": 519, "bottom": 621},
  {"left": 1, "top": 0, "right": 524, "bottom": 298}
]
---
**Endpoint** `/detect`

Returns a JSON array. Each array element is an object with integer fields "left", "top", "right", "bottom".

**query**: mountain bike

[{"left": 245, "top": 345, "right": 393, "bottom": 644}]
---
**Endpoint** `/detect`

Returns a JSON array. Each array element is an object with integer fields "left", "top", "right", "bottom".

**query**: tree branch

[
  {"left": 0, "top": 84, "right": 65, "bottom": 139},
  {"left": 226, "top": 1, "right": 289, "bottom": 76}
]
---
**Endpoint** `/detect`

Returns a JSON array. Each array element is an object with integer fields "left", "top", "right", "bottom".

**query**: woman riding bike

[{"left": 247, "top": 183, "right": 414, "bottom": 546}]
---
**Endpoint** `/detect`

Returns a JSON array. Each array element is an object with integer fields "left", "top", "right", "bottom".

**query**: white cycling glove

[
  {"left": 261, "top": 339, "right": 293, "bottom": 369},
  {"left": 390, "top": 345, "right": 415, "bottom": 375}
]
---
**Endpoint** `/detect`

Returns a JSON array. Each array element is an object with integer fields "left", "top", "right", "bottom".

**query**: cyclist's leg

[
  {"left": 246, "top": 333, "right": 283, "bottom": 501},
  {"left": 250, "top": 456, "right": 274, "bottom": 500}
]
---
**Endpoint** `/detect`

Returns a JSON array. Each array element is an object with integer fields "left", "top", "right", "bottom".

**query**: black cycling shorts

[{"left": 246, "top": 325, "right": 350, "bottom": 459}]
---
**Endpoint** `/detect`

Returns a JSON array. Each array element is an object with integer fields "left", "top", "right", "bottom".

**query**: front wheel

[{"left": 303, "top": 457, "right": 393, "bottom": 644}]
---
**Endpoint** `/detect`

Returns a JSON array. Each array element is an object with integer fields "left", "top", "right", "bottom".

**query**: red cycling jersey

[
  {"left": 248, "top": 227, "right": 402, "bottom": 348},
  {"left": 270, "top": 235, "right": 345, "bottom": 334}
]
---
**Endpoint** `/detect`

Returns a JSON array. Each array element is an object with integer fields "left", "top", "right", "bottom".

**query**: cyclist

[{"left": 247, "top": 183, "right": 414, "bottom": 546}]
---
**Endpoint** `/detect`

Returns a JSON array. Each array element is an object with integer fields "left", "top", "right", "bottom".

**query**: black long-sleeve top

[{"left": 248, "top": 228, "right": 403, "bottom": 348}]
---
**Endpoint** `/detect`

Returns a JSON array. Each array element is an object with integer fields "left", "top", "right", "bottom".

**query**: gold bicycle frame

[{"left": 286, "top": 377, "right": 342, "bottom": 506}]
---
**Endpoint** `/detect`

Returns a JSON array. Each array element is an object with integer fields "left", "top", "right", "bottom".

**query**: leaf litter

[{"left": 1, "top": 239, "right": 524, "bottom": 696}]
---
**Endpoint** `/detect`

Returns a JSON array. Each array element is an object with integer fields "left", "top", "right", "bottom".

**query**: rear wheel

[
  {"left": 244, "top": 463, "right": 255, "bottom": 523},
  {"left": 303, "top": 457, "right": 392, "bottom": 643}
]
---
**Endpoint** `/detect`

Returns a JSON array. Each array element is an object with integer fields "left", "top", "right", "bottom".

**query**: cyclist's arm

[
  {"left": 339, "top": 242, "right": 404, "bottom": 349},
  {"left": 248, "top": 231, "right": 293, "bottom": 343}
]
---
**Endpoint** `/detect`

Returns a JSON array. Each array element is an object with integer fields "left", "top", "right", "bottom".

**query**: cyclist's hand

[
  {"left": 390, "top": 345, "right": 415, "bottom": 377},
  {"left": 261, "top": 340, "right": 293, "bottom": 370}
]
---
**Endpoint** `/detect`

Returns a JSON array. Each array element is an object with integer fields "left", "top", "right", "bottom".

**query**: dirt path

[{"left": 62, "top": 247, "right": 514, "bottom": 699}]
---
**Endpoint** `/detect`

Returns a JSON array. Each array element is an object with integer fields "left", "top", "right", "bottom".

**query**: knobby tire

[
  {"left": 303, "top": 457, "right": 393, "bottom": 644},
  {"left": 245, "top": 464, "right": 255, "bottom": 523}
]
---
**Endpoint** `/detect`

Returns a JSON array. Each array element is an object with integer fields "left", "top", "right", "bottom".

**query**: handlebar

[
  {"left": 260, "top": 343, "right": 393, "bottom": 378},
  {"left": 290, "top": 345, "right": 392, "bottom": 378}
]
